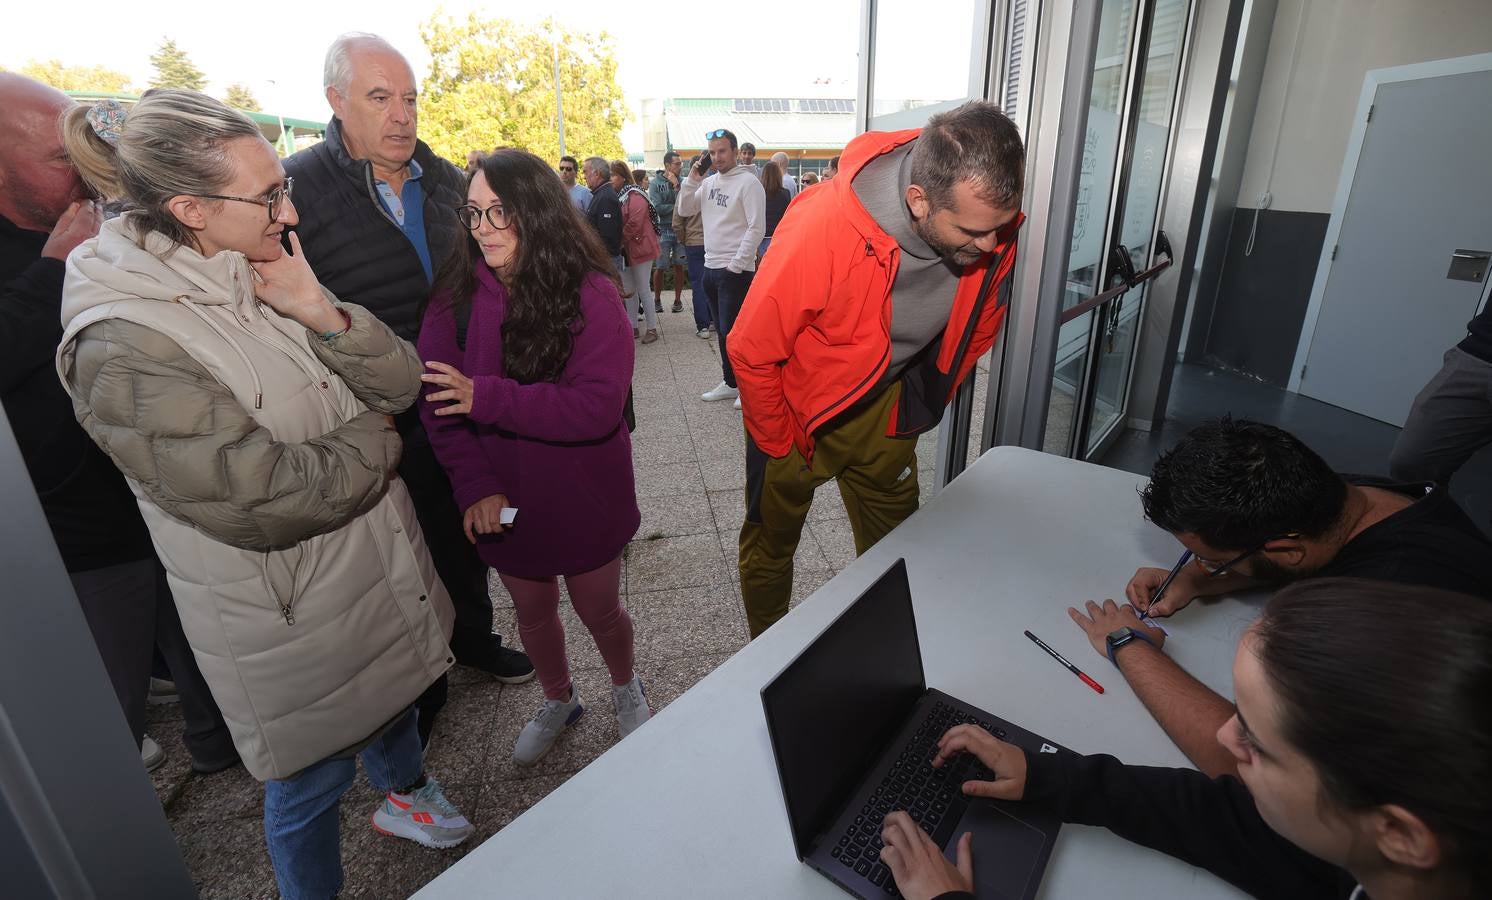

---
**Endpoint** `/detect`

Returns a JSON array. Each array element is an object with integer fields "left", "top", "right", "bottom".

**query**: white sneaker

[
  {"left": 371, "top": 776, "right": 474, "bottom": 849},
  {"left": 701, "top": 381, "right": 739, "bottom": 402},
  {"left": 733, "top": 397, "right": 742, "bottom": 410},
  {"left": 611, "top": 674, "right": 652, "bottom": 738},
  {"left": 513, "top": 691, "right": 585, "bottom": 767},
  {"left": 695, "top": 327, "right": 711, "bottom": 339},
  {"left": 142, "top": 735, "right": 165, "bottom": 772}
]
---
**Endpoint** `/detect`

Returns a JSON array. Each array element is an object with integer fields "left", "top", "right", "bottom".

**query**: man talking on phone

[{"left": 676, "top": 128, "right": 766, "bottom": 407}]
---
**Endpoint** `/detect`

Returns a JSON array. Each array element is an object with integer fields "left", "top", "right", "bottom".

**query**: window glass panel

[{"left": 870, "top": 0, "right": 982, "bottom": 129}]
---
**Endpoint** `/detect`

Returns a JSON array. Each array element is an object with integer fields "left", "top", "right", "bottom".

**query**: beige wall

[{"left": 1238, "top": 0, "right": 1492, "bottom": 213}]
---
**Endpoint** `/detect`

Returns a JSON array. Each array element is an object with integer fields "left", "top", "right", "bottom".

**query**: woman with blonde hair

[{"left": 56, "top": 90, "right": 471, "bottom": 899}]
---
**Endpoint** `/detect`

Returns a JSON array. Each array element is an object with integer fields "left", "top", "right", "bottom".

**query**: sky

[{"left": 5, "top": 0, "right": 867, "bottom": 153}]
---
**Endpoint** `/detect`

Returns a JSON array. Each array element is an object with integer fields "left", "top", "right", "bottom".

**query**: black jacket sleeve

[
  {"left": 1, "top": 256, "right": 65, "bottom": 394},
  {"left": 1022, "top": 752, "right": 1356, "bottom": 900},
  {"left": 588, "top": 192, "right": 624, "bottom": 256}
]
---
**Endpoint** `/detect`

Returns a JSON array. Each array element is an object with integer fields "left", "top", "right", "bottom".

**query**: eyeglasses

[
  {"left": 558, "top": 165, "right": 575, "bottom": 172},
  {"left": 705, "top": 129, "right": 728, "bottom": 140},
  {"left": 456, "top": 202, "right": 512, "bottom": 231},
  {"left": 198, "top": 177, "right": 294, "bottom": 223},
  {"left": 1192, "top": 533, "right": 1299, "bottom": 577}
]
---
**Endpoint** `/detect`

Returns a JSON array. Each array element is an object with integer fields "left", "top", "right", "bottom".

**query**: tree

[
  {"left": 148, "top": 38, "right": 206, "bottom": 91},
  {"left": 19, "top": 59, "right": 133, "bottom": 93},
  {"left": 419, "top": 14, "right": 626, "bottom": 165},
  {"left": 224, "top": 84, "right": 262, "bottom": 112}
]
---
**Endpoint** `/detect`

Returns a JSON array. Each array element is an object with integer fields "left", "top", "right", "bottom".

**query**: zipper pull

[
  {"left": 282, "top": 607, "right": 295, "bottom": 627},
  {"left": 865, "top": 240, "right": 874, "bottom": 257}
]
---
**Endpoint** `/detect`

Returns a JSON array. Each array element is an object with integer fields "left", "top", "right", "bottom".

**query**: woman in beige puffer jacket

[{"left": 55, "top": 91, "right": 474, "bottom": 899}]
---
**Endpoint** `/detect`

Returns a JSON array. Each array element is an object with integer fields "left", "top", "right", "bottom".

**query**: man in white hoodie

[{"left": 677, "top": 128, "right": 766, "bottom": 405}]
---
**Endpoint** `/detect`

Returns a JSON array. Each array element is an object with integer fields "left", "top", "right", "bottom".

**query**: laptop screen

[{"left": 761, "top": 558, "right": 926, "bottom": 858}]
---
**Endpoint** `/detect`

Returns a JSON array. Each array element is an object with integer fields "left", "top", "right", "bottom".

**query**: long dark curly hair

[{"left": 432, "top": 148, "right": 620, "bottom": 384}]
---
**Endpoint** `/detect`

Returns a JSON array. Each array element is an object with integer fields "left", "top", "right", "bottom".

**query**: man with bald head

[
  {"left": 1, "top": 73, "right": 239, "bottom": 774},
  {"left": 285, "top": 35, "right": 535, "bottom": 742}
]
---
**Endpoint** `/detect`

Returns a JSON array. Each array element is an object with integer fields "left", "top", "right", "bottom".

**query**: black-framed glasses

[
  {"left": 198, "top": 177, "right": 294, "bottom": 222},
  {"left": 456, "top": 203, "right": 512, "bottom": 231},
  {"left": 1193, "top": 533, "right": 1299, "bottom": 577},
  {"left": 705, "top": 128, "right": 728, "bottom": 140}
]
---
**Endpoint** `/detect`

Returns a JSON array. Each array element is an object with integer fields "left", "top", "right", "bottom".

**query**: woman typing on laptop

[{"left": 881, "top": 578, "right": 1491, "bottom": 900}]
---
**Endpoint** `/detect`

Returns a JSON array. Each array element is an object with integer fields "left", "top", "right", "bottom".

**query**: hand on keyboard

[
  {"left": 879, "top": 811, "right": 973, "bottom": 900},
  {"left": 931, "top": 724, "right": 1029, "bottom": 802}
]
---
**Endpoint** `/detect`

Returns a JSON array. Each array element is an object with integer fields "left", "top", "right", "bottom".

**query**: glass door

[
  {"left": 1083, "top": 0, "right": 1189, "bottom": 457},
  {"left": 1042, "top": 0, "right": 1141, "bottom": 455},
  {"left": 1043, "top": 0, "right": 1190, "bottom": 458}
]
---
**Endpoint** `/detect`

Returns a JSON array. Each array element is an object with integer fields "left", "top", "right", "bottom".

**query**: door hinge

[
  {"left": 1366, "top": 104, "right": 1374, "bottom": 123},
  {"left": 1330, "top": 245, "right": 1338, "bottom": 260},
  {"left": 1300, "top": 364, "right": 1309, "bottom": 380}
]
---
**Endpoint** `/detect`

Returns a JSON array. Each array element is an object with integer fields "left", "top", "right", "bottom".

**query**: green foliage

[
  {"left": 224, "top": 83, "right": 262, "bottom": 112},
  {"left": 148, "top": 38, "right": 206, "bottom": 91},
  {"left": 18, "top": 59, "right": 134, "bottom": 93},
  {"left": 419, "top": 13, "right": 626, "bottom": 165}
]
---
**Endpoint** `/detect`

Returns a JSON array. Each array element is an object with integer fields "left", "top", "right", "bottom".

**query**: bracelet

[{"left": 318, "top": 309, "right": 352, "bottom": 341}]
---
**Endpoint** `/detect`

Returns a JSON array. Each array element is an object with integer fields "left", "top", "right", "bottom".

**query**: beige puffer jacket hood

[{"left": 57, "top": 217, "right": 454, "bottom": 780}]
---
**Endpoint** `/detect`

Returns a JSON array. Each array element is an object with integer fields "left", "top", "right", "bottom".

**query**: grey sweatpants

[{"left": 1390, "top": 346, "right": 1492, "bottom": 485}]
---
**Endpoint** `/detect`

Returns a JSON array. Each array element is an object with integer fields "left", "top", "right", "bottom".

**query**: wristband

[{"left": 318, "top": 309, "right": 352, "bottom": 341}]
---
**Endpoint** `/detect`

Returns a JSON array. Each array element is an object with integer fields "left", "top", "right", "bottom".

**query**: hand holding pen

[{"left": 1125, "top": 550, "right": 1196, "bottom": 618}]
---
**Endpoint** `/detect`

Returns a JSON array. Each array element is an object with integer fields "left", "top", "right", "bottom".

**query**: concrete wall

[{"left": 1196, "top": 0, "right": 1492, "bottom": 384}]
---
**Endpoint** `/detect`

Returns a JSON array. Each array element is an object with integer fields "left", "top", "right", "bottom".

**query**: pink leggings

[{"left": 498, "top": 556, "right": 634, "bottom": 701}]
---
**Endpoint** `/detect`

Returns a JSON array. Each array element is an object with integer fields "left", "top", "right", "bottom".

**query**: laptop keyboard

[{"left": 829, "top": 701, "right": 1006, "bottom": 894}]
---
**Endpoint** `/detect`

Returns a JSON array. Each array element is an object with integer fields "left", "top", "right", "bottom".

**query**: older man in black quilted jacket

[{"left": 284, "top": 33, "right": 534, "bottom": 746}]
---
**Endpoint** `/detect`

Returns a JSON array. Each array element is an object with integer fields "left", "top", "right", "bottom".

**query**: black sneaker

[
  {"left": 654, "top": 301, "right": 664, "bottom": 313},
  {"left": 671, "top": 299, "right": 683, "bottom": 313},
  {"left": 456, "top": 635, "right": 536, "bottom": 684}
]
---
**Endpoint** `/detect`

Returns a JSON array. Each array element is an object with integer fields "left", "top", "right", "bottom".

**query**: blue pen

[{"left": 1143, "top": 549, "right": 1194, "bottom": 620}]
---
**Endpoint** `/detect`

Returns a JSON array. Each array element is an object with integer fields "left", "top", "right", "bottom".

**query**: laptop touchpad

[{"left": 943, "top": 801, "right": 1046, "bottom": 900}]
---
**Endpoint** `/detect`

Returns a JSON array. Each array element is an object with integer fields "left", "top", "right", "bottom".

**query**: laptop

[{"left": 761, "top": 559, "right": 1070, "bottom": 899}]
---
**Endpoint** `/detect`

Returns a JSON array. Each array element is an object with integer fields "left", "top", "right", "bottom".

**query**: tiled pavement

[{"left": 147, "top": 288, "right": 958, "bottom": 898}]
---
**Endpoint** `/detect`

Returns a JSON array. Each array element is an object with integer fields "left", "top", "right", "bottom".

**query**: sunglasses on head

[{"left": 705, "top": 129, "right": 728, "bottom": 140}]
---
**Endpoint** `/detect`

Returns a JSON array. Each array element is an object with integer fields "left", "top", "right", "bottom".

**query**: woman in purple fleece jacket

[{"left": 418, "top": 149, "right": 648, "bottom": 767}]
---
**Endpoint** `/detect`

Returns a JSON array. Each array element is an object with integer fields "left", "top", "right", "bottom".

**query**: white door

[{"left": 1296, "top": 63, "right": 1492, "bottom": 426}]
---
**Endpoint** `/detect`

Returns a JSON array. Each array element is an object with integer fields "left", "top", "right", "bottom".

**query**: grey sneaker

[
  {"left": 513, "top": 692, "right": 584, "bottom": 767},
  {"left": 371, "top": 776, "right": 474, "bottom": 849},
  {"left": 148, "top": 677, "right": 179, "bottom": 706},
  {"left": 141, "top": 735, "right": 165, "bottom": 772},
  {"left": 611, "top": 674, "right": 652, "bottom": 739}
]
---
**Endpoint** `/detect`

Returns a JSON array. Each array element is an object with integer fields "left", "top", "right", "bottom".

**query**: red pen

[{"left": 1024, "top": 630, "right": 1105, "bottom": 694}]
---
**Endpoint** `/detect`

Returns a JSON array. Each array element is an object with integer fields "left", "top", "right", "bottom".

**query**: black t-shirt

[{"left": 1316, "top": 478, "right": 1492, "bottom": 598}]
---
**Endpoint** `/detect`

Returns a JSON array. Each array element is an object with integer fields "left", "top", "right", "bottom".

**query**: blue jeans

[
  {"left": 263, "top": 707, "right": 424, "bottom": 900},
  {"left": 685, "top": 245, "right": 708, "bottom": 329},
  {"left": 654, "top": 227, "right": 685, "bottom": 268},
  {"left": 702, "top": 266, "right": 755, "bottom": 388}
]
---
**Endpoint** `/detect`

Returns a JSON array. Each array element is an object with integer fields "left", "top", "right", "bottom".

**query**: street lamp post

[{"left": 552, "top": 30, "right": 567, "bottom": 157}]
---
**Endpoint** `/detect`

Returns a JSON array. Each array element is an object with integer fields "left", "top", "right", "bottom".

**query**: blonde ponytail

[{"left": 60, "top": 103, "right": 125, "bottom": 201}]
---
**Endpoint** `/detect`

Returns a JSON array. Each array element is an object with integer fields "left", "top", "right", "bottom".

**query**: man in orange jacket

[{"left": 728, "top": 101, "right": 1025, "bottom": 637}]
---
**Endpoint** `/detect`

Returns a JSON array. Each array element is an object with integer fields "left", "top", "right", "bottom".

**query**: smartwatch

[{"left": 1106, "top": 627, "right": 1157, "bottom": 667}]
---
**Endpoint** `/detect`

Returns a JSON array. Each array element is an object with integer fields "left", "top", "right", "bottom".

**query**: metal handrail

[{"left": 1057, "top": 231, "right": 1174, "bottom": 324}]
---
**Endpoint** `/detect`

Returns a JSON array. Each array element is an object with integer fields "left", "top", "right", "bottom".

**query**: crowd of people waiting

[{"left": 2, "top": 25, "right": 1489, "bottom": 900}]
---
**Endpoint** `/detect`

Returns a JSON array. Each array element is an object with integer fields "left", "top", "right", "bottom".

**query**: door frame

[{"left": 1286, "top": 51, "right": 1492, "bottom": 395}]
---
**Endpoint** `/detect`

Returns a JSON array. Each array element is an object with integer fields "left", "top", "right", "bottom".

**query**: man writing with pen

[{"left": 1065, "top": 416, "right": 1492, "bottom": 778}]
